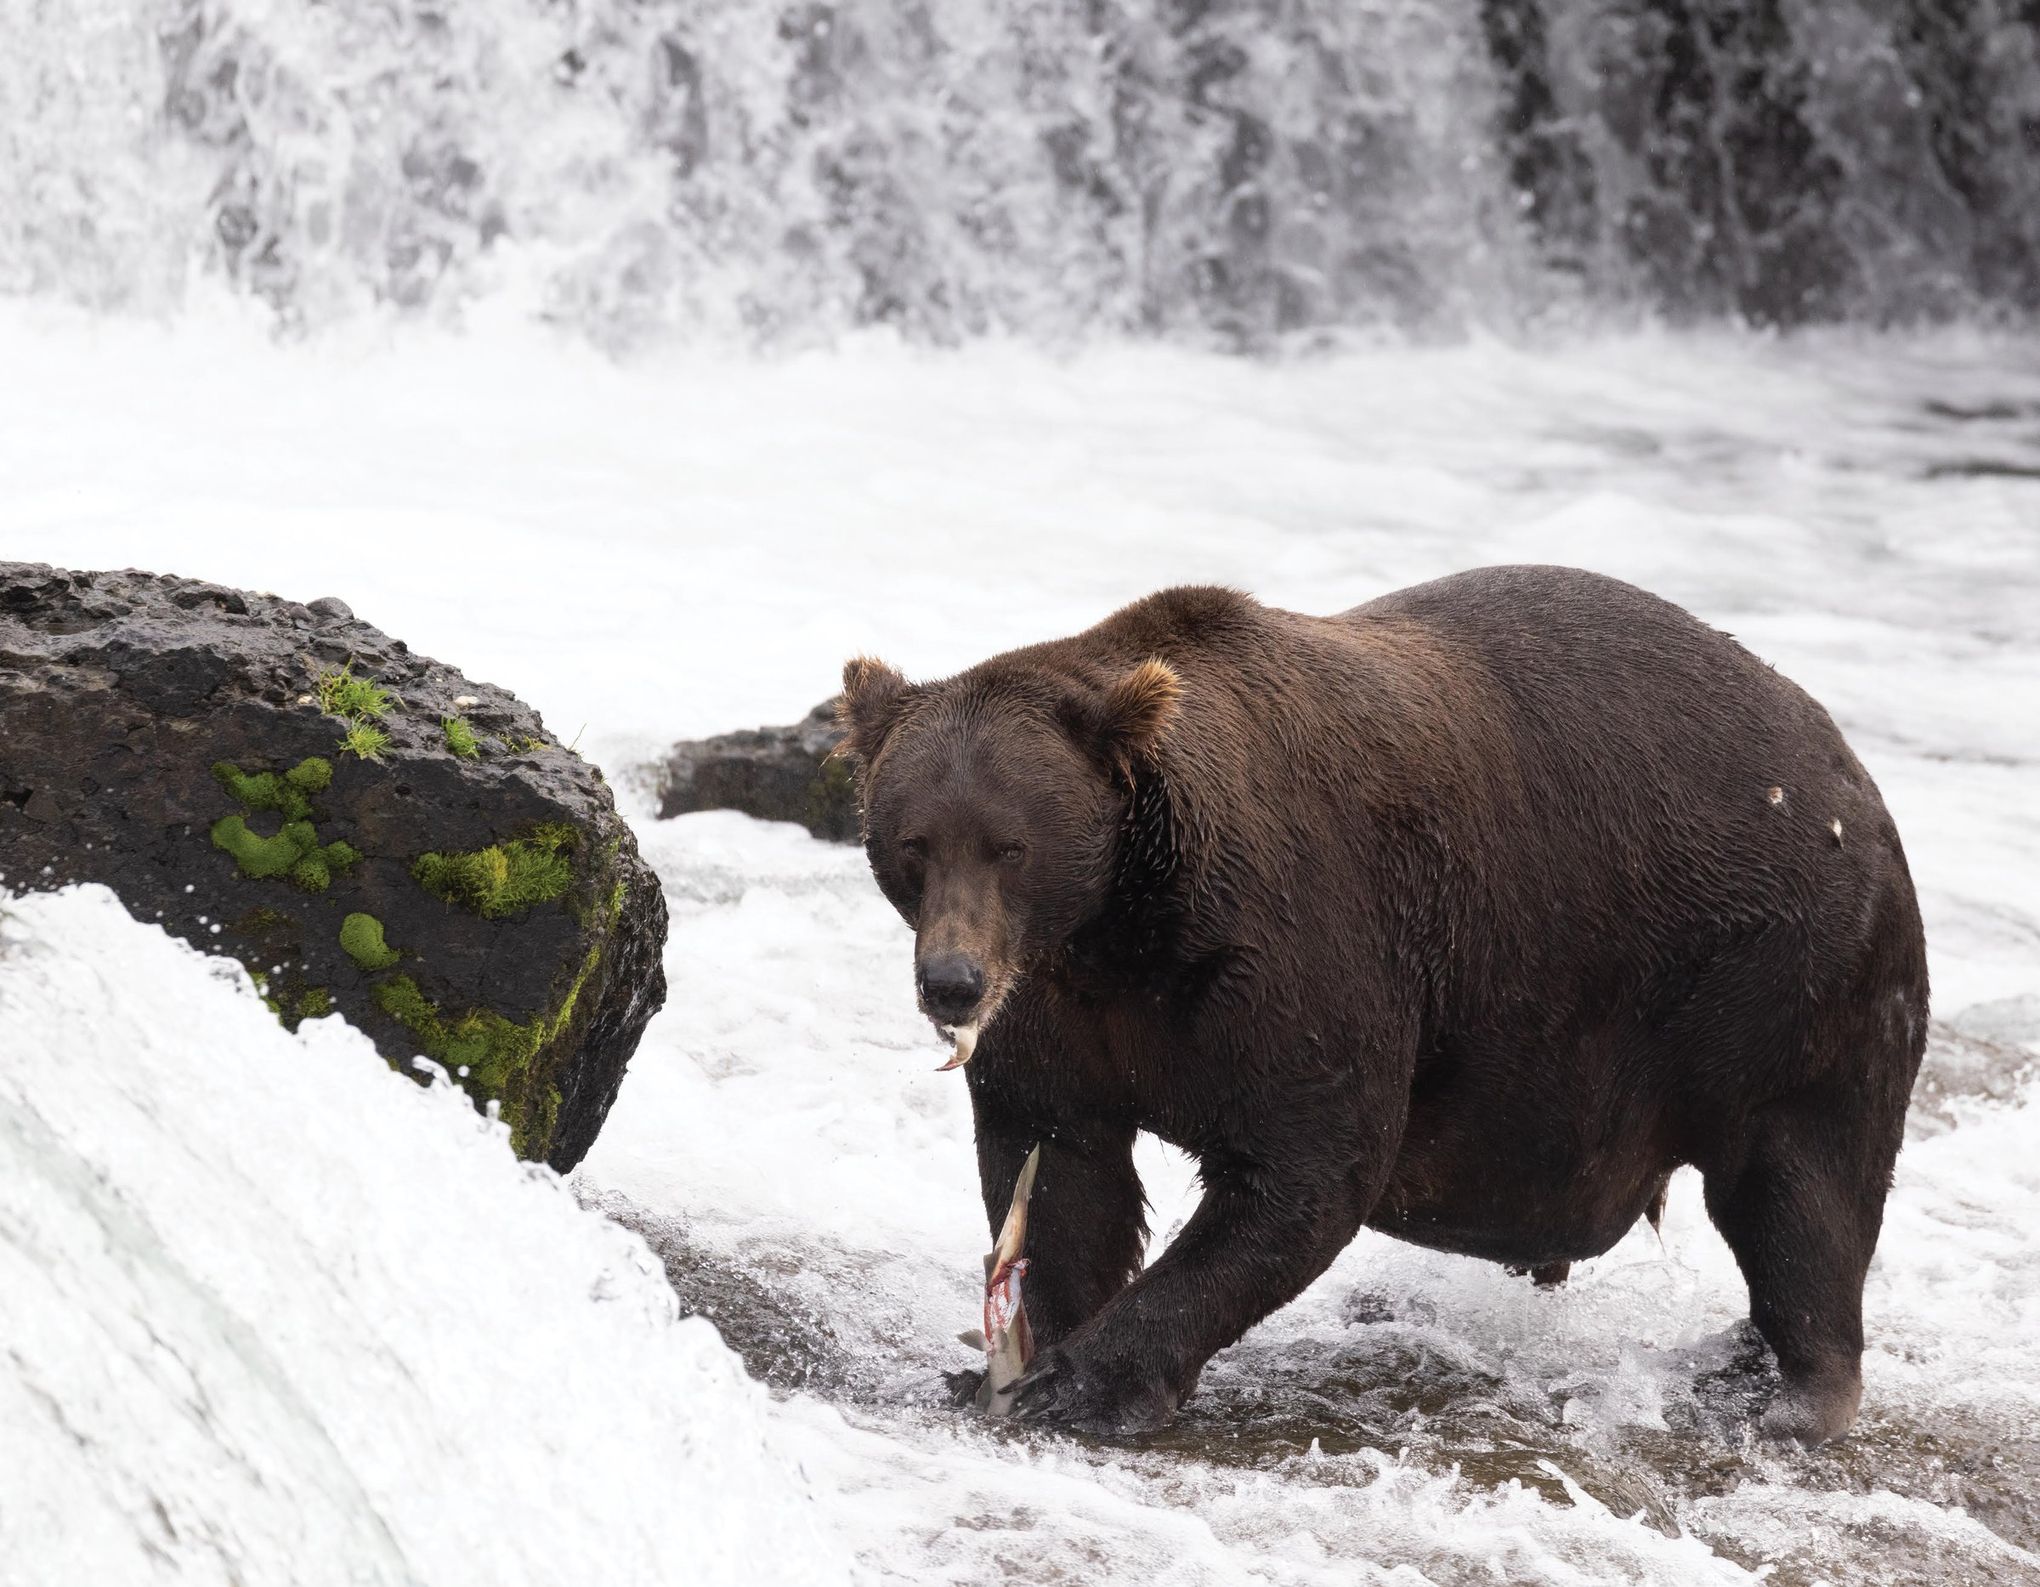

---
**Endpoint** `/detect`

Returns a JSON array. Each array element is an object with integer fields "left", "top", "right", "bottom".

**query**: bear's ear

[
  {"left": 1065, "top": 658, "right": 1182, "bottom": 779},
  {"left": 835, "top": 656, "right": 915, "bottom": 761}
]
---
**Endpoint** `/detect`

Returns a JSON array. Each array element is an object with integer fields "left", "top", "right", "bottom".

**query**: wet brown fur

[{"left": 841, "top": 566, "right": 1929, "bottom": 1443}]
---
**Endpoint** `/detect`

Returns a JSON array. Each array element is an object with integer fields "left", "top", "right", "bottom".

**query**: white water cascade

[{"left": 5, "top": 0, "right": 2038, "bottom": 345}]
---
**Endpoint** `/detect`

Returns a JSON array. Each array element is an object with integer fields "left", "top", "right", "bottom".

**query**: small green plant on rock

[
  {"left": 441, "top": 715, "right": 481, "bottom": 759},
  {"left": 316, "top": 664, "right": 395, "bottom": 721},
  {"left": 339, "top": 722, "right": 392, "bottom": 763},
  {"left": 315, "top": 663, "right": 399, "bottom": 762},
  {"left": 413, "top": 824, "right": 577, "bottom": 918}
]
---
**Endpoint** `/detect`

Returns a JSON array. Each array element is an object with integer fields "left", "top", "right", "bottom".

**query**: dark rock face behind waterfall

[
  {"left": 0, "top": 564, "right": 668, "bottom": 1171},
  {"left": 1482, "top": 0, "right": 2040, "bottom": 327},
  {"left": 6, "top": 0, "right": 2038, "bottom": 339}
]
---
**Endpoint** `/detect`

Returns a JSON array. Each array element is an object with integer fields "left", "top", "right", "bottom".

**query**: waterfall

[{"left": 4, "top": 0, "right": 2036, "bottom": 345}]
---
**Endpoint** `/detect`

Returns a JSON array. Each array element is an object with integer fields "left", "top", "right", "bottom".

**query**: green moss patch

[
  {"left": 368, "top": 874, "right": 627, "bottom": 1159},
  {"left": 248, "top": 968, "right": 282, "bottom": 1015},
  {"left": 208, "top": 815, "right": 358, "bottom": 891},
  {"left": 209, "top": 726, "right": 629, "bottom": 1162},
  {"left": 376, "top": 975, "right": 534, "bottom": 1090},
  {"left": 414, "top": 824, "right": 577, "bottom": 918},
  {"left": 211, "top": 756, "right": 332, "bottom": 823},
  {"left": 339, "top": 912, "right": 402, "bottom": 971},
  {"left": 374, "top": 940, "right": 597, "bottom": 1157},
  {"left": 212, "top": 815, "right": 304, "bottom": 880},
  {"left": 211, "top": 757, "right": 360, "bottom": 891}
]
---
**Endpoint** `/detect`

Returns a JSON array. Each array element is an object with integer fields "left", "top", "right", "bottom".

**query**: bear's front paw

[
  {"left": 1760, "top": 1365, "right": 1862, "bottom": 1448},
  {"left": 1007, "top": 1343, "right": 1181, "bottom": 1435}
]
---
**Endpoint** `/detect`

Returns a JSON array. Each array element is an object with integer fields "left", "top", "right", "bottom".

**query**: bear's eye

[
  {"left": 899, "top": 836, "right": 928, "bottom": 862},
  {"left": 994, "top": 841, "right": 1027, "bottom": 866}
]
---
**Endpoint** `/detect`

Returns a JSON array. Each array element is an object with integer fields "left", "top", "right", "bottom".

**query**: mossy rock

[
  {"left": 655, "top": 698, "right": 858, "bottom": 842},
  {"left": 0, "top": 562, "right": 668, "bottom": 1171}
]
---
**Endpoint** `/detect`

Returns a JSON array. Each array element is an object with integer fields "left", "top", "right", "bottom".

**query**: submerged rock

[
  {"left": 0, "top": 562, "right": 667, "bottom": 1170},
  {"left": 655, "top": 700, "right": 857, "bottom": 842}
]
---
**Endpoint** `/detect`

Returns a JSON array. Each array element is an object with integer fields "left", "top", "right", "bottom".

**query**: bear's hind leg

[{"left": 1700, "top": 1084, "right": 1899, "bottom": 1447}]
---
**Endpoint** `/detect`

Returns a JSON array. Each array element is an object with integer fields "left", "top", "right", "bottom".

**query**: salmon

[{"left": 957, "top": 1144, "right": 1039, "bottom": 1415}]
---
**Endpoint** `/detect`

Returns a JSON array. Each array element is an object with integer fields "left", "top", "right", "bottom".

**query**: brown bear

[{"left": 837, "top": 565, "right": 1927, "bottom": 1446}]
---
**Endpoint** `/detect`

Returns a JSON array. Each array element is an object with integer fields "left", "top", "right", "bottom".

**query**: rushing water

[
  {"left": 5, "top": 0, "right": 2040, "bottom": 343},
  {"left": 3, "top": 311, "right": 2039, "bottom": 1582},
  {"left": 586, "top": 806, "right": 2040, "bottom": 1587},
  {"left": 4, "top": 1, "right": 2039, "bottom": 1564}
]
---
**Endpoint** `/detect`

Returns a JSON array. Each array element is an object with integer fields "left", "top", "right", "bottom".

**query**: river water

[
  {"left": 8, "top": 5, "right": 2039, "bottom": 1579},
  {"left": 3, "top": 308, "right": 2036, "bottom": 1584}
]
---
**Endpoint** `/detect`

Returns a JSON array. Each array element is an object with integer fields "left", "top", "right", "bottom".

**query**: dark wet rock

[
  {"left": 585, "top": 1188, "right": 858, "bottom": 1395},
  {"left": 0, "top": 562, "right": 667, "bottom": 1171},
  {"left": 1909, "top": 1000, "right": 2040, "bottom": 1139},
  {"left": 655, "top": 699, "right": 856, "bottom": 842}
]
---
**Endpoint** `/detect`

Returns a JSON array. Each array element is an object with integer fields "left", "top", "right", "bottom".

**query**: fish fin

[
  {"left": 957, "top": 1329, "right": 988, "bottom": 1353},
  {"left": 990, "top": 1145, "right": 1044, "bottom": 1269},
  {"left": 1013, "top": 1144, "right": 1042, "bottom": 1204}
]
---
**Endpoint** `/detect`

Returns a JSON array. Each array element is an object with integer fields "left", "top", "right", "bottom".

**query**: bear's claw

[
  {"left": 1760, "top": 1366, "right": 1863, "bottom": 1448},
  {"left": 1006, "top": 1343, "right": 1177, "bottom": 1435}
]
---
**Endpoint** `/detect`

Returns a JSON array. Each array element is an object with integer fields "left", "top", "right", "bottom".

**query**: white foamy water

[
  {"left": 0, "top": 885, "right": 846, "bottom": 1587},
  {"left": 8, "top": 0, "right": 2039, "bottom": 338},
  {"left": 3, "top": 305, "right": 2038, "bottom": 1584}
]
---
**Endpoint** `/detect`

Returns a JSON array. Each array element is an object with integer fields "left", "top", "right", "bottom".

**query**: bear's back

[
  {"left": 1343, "top": 564, "right": 1855, "bottom": 814},
  {"left": 1329, "top": 564, "right": 1906, "bottom": 983}
]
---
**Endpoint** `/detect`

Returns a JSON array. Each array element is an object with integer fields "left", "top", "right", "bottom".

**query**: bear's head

[{"left": 835, "top": 652, "right": 1181, "bottom": 1050}]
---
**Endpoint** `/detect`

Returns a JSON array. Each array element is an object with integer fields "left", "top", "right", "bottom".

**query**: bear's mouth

[{"left": 926, "top": 966, "right": 1018, "bottom": 1072}]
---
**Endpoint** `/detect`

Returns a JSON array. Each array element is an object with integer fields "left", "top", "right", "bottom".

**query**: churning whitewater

[
  {"left": 2, "top": 309, "right": 2037, "bottom": 1585},
  {"left": 5, "top": 7, "right": 2040, "bottom": 1580},
  {"left": 7, "top": 0, "right": 2040, "bottom": 343}
]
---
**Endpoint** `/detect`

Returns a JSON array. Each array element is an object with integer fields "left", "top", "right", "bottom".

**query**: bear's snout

[{"left": 917, "top": 951, "right": 987, "bottom": 1026}]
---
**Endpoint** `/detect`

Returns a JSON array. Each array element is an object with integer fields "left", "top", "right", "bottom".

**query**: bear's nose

[{"left": 917, "top": 952, "right": 986, "bottom": 1023}]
